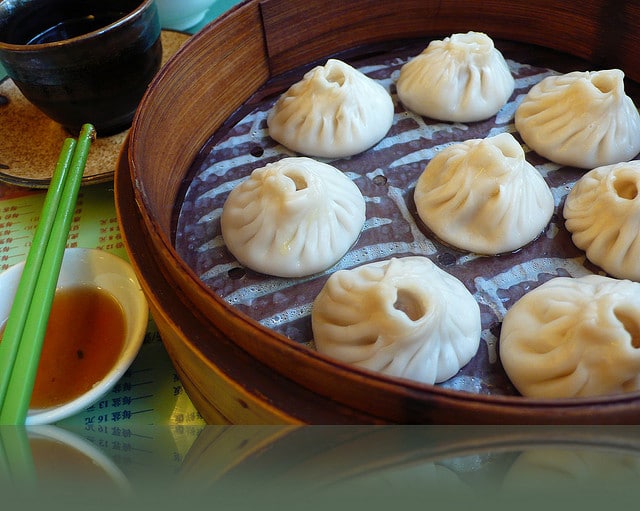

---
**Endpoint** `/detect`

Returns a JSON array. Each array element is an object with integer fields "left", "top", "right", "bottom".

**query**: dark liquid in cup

[
  {"left": 0, "top": 0, "right": 161, "bottom": 135},
  {"left": 27, "top": 12, "right": 127, "bottom": 44}
]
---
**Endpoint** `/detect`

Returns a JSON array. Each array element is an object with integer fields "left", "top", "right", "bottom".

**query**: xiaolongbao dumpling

[
  {"left": 499, "top": 274, "right": 640, "bottom": 398},
  {"left": 312, "top": 256, "right": 481, "bottom": 385},
  {"left": 267, "top": 59, "right": 394, "bottom": 158},
  {"left": 396, "top": 31, "right": 515, "bottom": 122},
  {"left": 414, "top": 132, "right": 554, "bottom": 255},
  {"left": 220, "top": 157, "right": 366, "bottom": 278},
  {"left": 515, "top": 69, "right": 640, "bottom": 169},
  {"left": 564, "top": 160, "right": 640, "bottom": 281}
]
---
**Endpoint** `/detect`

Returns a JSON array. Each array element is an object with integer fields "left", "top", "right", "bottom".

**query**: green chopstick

[
  {"left": 0, "top": 138, "right": 76, "bottom": 404},
  {"left": 0, "top": 123, "right": 95, "bottom": 425}
]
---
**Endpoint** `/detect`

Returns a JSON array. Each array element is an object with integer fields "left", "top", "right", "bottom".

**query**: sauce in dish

[{"left": 1, "top": 286, "right": 126, "bottom": 408}]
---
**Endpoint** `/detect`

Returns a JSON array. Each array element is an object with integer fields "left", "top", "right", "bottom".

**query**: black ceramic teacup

[{"left": 0, "top": 0, "right": 162, "bottom": 136}]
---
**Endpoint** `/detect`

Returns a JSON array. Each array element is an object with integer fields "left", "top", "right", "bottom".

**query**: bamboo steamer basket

[{"left": 117, "top": 0, "right": 640, "bottom": 423}]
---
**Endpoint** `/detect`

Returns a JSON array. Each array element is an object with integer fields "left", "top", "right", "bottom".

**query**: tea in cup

[{"left": 0, "top": 0, "right": 162, "bottom": 136}]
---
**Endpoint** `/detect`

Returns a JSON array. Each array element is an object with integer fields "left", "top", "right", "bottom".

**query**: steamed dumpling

[
  {"left": 499, "top": 275, "right": 640, "bottom": 398},
  {"left": 515, "top": 69, "right": 640, "bottom": 169},
  {"left": 564, "top": 160, "right": 640, "bottom": 281},
  {"left": 267, "top": 59, "right": 394, "bottom": 158},
  {"left": 414, "top": 132, "right": 554, "bottom": 255},
  {"left": 396, "top": 31, "right": 515, "bottom": 122},
  {"left": 312, "top": 256, "right": 481, "bottom": 385},
  {"left": 220, "top": 157, "right": 366, "bottom": 278}
]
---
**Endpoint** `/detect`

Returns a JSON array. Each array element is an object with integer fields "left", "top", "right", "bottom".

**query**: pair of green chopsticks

[{"left": 0, "top": 124, "right": 95, "bottom": 425}]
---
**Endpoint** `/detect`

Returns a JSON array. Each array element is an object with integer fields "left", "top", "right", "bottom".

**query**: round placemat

[{"left": 0, "top": 29, "right": 190, "bottom": 188}]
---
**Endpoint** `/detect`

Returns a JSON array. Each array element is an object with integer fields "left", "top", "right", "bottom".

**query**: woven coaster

[{"left": 0, "top": 30, "right": 190, "bottom": 188}]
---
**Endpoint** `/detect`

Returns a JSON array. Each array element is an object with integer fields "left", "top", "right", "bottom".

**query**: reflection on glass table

[{"left": 2, "top": 426, "right": 640, "bottom": 502}]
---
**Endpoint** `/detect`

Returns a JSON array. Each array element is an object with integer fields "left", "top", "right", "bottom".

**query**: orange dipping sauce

[{"left": 1, "top": 286, "right": 126, "bottom": 409}]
